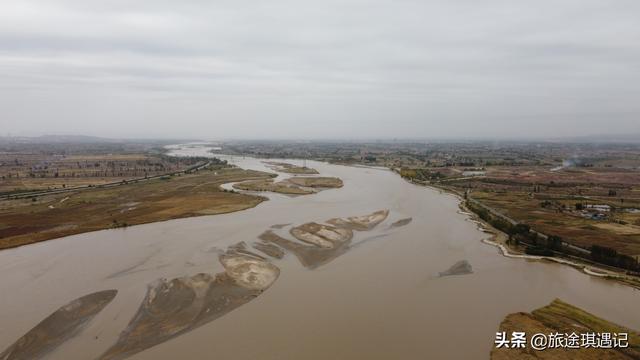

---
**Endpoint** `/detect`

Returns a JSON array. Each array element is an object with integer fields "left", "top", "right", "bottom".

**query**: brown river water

[{"left": 0, "top": 144, "right": 638, "bottom": 360}]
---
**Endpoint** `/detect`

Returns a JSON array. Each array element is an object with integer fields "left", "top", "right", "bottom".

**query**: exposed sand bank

[
  {"left": 390, "top": 217, "right": 413, "bottom": 228},
  {"left": 270, "top": 223, "right": 291, "bottom": 229},
  {"left": 259, "top": 209, "right": 391, "bottom": 269},
  {"left": 259, "top": 230, "right": 351, "bottom": 269},
  {"left": 233, "top": 179, "right": 315, "bottom": 195},
  {"left": 327, "top": 209, "right": 390, "bottom": 231},
  {"left": 99, "top": 273, "right": 263, "bottom": 360},
  {"left": 262, "top": 161, "right": 319, "bottom": 174},
  {"left": 252, "top": 241, "right": 285, "bottom": 259},
  {"left": 220, "top": 254, "right": 280, "bottom": 290},
  {"left": 287, "top": 176, "right": 343, "bottom": 188},
  {"left": 99, "top": 242, "right": 280, "bottom": 360},
  {"left": 233, "top": 176, "right": 343, "bottom": 195},
  {"left": 0, "top": 290, "right": 117, "bottom": 360},
  {"left": 290, "top": 222, "right": 353, "bottom": 248},
  {"left": 439, "top": 260, "right": 473, "bottom": 277}
]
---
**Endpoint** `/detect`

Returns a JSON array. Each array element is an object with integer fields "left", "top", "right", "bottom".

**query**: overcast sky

[{"left": 1, "top": 0, "right": 639, "bottom": 139}]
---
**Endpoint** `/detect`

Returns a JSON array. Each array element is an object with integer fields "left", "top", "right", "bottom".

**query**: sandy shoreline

[{"left": 450, "top": 188, "right": 640, "bottom": 289}]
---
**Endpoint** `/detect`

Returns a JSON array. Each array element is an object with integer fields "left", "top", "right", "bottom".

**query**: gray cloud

[{"left": 1, "top": 0, "right": 639, "bottom": 139}]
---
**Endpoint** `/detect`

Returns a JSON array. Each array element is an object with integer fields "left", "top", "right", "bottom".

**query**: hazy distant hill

[
  {"left": 0, "top": 135, "right": 117, "bottom": 144},
  {"left": 0, "top": 135, "right": 197, "bottom": 145},
  {"left": 555, "top": 134, "right": 640, "bottom": 144}
]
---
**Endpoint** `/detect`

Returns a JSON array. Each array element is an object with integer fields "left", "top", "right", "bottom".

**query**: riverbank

[
  {"left": 491, "top": 299, "right": 640, "bottom": 359},
  {"left": 0, "top": 167, "right": 273, "bottom": 250},
  {"left": 419, "top": 179, "right": 640, "bottom": 290}
]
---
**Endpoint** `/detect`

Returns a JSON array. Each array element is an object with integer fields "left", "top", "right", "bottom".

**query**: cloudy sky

[{"left": 1, "top": 0, "right": 639, "bottom": 139}]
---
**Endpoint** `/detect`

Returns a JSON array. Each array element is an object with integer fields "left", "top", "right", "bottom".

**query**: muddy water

[{"left": 0, "top": 145, "right": 639, "bottom": 360}]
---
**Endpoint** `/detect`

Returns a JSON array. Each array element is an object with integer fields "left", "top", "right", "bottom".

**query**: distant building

[
  {"left": 462, "top": 171, "right": 486, "bottom": 177},
  {"left": 585, "top": 204, "right": 611, "bottom": 212}
]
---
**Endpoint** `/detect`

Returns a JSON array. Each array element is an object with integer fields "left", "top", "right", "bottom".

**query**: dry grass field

[
  {"left": 491, "top": 299, "right": 640, "bottom": 360},
  {"left": 470, "top": 190, "right": 640, "bottom": 256},
  {"left": 0, "top": 167, "right": 272, "bottom": 249}
]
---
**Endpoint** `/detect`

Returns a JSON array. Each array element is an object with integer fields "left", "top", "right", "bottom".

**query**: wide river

[{"left": 0, "top": 144, "right": 638, "bottom": 359}]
